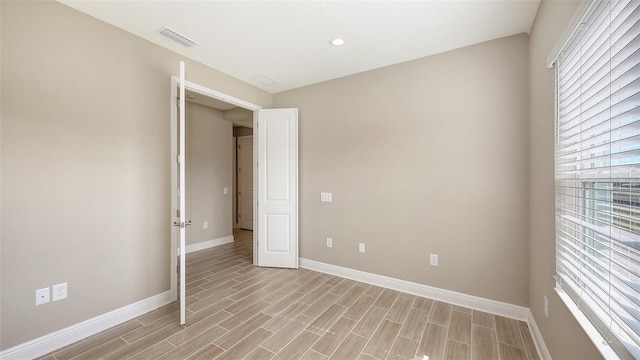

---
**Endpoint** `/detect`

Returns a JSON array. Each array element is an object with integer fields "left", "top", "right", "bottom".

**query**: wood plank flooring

[{"left": 39, "top": 230, "right": 539, "bottom": 360}]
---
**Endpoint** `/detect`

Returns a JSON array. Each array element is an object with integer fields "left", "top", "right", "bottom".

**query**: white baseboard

[
  {"left": 528, "top": 310, "right": 552, "bottom": 360},
  {"left": 177, "top": 235, "right": 234, "bottom": 255},
  {"left": 300, "top": 258, "right": 552, "bottom": 358},
  {"left": 299, "top": 258, "right": 530, "bottom": 321},
  {"left": 0, "top": 291, "right": 173, "bottom": 360},
  {"left": 0, "top": 256, "right": 550, "bottom": 360}
]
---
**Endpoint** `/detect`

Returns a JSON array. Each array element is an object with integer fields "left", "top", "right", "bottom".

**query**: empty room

[{"left": 2, "top": 0, "right": 639, "bottom": 359}]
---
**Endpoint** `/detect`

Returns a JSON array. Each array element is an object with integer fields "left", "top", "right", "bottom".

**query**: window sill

[{"left": 554, "top": 287, "right": 621, "bottom": 359}]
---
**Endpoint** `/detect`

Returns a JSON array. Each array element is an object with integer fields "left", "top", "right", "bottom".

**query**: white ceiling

[{"left": 58, "top": 0, "right": 540, "bottom": 94}]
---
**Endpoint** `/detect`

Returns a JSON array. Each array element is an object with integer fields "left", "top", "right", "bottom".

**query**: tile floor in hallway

[{"left": 39, "top": 229, "right": 539, "bottom": 360}]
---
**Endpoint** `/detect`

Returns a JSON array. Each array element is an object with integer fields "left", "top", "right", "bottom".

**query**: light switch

[
  {"left": 321, "top": 192, "right": 333, "bottom": 202},
  {"left": 430, "top": 254, "right": 439, "bottom": 266},
  {"left": 36, "top": 288, "right": 50, "bottom": 305},
  {"left": 223, "top": 187, "right": 228, "bottom": 195}
]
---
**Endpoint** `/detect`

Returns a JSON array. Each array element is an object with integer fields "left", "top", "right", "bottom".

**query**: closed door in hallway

[{"left": 237, "top": 135, "right": 253, "bottom": 230}]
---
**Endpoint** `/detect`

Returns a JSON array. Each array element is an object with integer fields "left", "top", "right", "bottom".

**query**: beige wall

[
  {"left": 275, "top": 34, "right": 530, "bottom": 306},
  {"left": 0, "top": 0, "right": 271, "bottom": 349},
  {"left": 0, "top": 0, "right": 610, "bottom": 357},
  {"left": 185, "top": 102, "right": 233, "bottom": 245},
  {"left": 528, "top": 0, "right": 600, "bottom": 358}
]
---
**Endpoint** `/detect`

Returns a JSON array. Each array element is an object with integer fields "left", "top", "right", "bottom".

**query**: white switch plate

[
  {"left": 320, "top": 192, "right": 333, "bottom": 202},
  {"left": 326, "top": 237, "right": 333, "bottom": 248},
  {"left": 359, "top": 243, "right": 365, "bottom": 253},
  {"left": 53, "top": 283, "right": 68, "bottom": 301},
  {"left": 223, "top": 187, "right": 228, "bottom": 195},
  {"left": 430, "top": 254, "right": 439, "bottom": 266},
  {"left": 36, "top": 287, "right": 50, "bottom": 305},
  {"left": 203, "top": 221, "right": 208, "bottom": 230}
]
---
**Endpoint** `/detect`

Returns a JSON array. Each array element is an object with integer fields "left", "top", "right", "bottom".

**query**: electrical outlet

[
  {"left": 35, "top": 287, "right": 50, "bottom": 305},
  {"left": 203, "top": 221, "right": 208, "bottom": 230},
  {"left": 326, "top": 237, "right": 333, "bottom": 248},
  {"left": 430, "top": 254, "right": 439, "bottom": 266},
  {"left": 544, "top": 296, "right": 549, "bottom": 318},
  {"left": 359, "top": 243, "right": 365, "bottom": 253},
  {"left": 53, "top": 283, "right": 68, "bottom": 301}
]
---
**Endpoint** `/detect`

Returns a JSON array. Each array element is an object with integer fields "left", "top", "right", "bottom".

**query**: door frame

[{"left": 169, "top": 77, "right": 261, "bottom": 301}]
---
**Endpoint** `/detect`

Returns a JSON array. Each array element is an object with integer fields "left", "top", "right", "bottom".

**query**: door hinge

[{"left": 176, "top": 97, "right": 180, "bottom": 107}]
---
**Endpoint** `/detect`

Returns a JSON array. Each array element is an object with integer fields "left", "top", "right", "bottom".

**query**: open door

[
  {"left": 175, "top": 61, "right": 188, "bottom": 325},
  {"left": 257, "top": 108, "right": 299, "bottom": 268}
]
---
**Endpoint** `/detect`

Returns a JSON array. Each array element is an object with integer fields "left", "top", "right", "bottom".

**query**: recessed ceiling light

[{"left": 330, "top": 37, "right": 345, "bottom": 47}]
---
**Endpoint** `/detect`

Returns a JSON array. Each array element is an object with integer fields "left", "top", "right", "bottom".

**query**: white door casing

[
  {"left": 238, "top": 136, "right": 253, "bottom": 230},
  {"left": 257, "top": 108, "right": 299, "bottom": 269}
]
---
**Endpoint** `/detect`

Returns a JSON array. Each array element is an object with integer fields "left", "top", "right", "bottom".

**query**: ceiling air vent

[
  {"left": 252, "top": 74, "right": 279, "bottom": 86},
  {"left": 160, "top": 27, "right": 198, "bottom": 47}
]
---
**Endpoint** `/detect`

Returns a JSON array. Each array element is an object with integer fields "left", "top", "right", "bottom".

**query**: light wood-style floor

[{"left": 39, "top": 229, "right": 539, "bottom": 360}]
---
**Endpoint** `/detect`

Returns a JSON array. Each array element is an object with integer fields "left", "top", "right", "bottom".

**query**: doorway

[
  {"left": 169, "top": 74, "right": 299, "bottom": 316},
  {"left": 169, "top": 78, "right": 261, "bottom": 303}
]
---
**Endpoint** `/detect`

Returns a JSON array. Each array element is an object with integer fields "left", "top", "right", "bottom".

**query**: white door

[
  {"left": 237, "top": 136, "right": 253, "bottom": 230},
  {"left": 257, "top": 108, "right": 298, "bottom": 268},
  {"left": 176, "top": 61, "right": 188, "bottom": 324}
]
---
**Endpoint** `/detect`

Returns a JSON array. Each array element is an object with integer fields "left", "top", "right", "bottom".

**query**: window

[{"left": 554, "top": 0, "right": 640, "bottom": 358}]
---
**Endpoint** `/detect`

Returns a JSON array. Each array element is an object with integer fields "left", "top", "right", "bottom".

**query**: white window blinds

[{"left": 555, "top": 0, "right": 640, "bottom": 358}]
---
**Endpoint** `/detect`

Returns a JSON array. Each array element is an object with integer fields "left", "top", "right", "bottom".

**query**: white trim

[
  {"left": 0, "top": 291, "right": 172, "bottom": 360},
  {"left": 528, "top": 310, "right": 552, "bottom": 360},
  {"left": 177, "top": 235, "right": 234, "bottom": 255},
  {"left": 170, "top": 75, "right": 179, "bottom": 303},
  {"left": 252, "top": 110, "right": 258, "bottom": 267},
  {"left": 299, "top": 258, "right": 530, "bottom": 321},
  {"left": 300, "top": 258, "right": 553, "bottom": 356},
  {"left": 555, "top": 287, "right": 621, "bottom": 360},
  {"left": 179, "top": 61, "right": 187, "bottom": 325},
  {"left": 185, "top": 81, "right": 261, "bottom": 112},
  {"left": 546, "top": 0, "right": 599, "bottom": 68}
]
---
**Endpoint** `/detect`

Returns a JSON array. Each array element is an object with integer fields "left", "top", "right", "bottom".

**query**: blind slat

[{"left": 555, "top": 1, "right": 640, "bottom": 358}]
